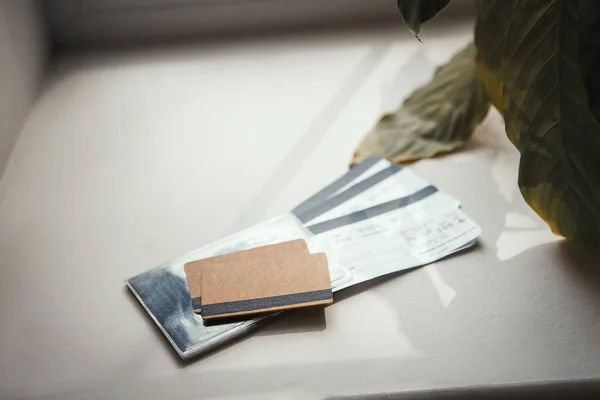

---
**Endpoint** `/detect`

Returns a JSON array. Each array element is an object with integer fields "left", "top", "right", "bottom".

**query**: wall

[
  {"left": 44, "top": 0, "right": 474, "bottom": 49},
  {"left": 0, "top": 0, "right": 47, "bottom": 178}
]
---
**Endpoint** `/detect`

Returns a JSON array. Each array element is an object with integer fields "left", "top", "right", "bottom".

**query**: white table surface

[{"left": 1, "top": 22, "right": 600, "bottom": 400}]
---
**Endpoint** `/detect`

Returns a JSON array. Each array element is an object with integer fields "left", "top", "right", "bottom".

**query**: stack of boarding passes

[{"left": 126, "top": 157, "right": 481, "bottom": 359}]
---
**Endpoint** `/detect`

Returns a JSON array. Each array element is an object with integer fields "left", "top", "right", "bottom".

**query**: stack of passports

[{"left": 184, "top": 239, "right": 333, "bottom": 320}]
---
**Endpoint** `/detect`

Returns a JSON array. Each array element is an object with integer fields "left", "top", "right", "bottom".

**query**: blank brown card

[
  {"left": 199, "top": 249, "right": 332, "bottom": 320},
  {"left": 184, "top": 239, "right": 309, "bottom": 313}
]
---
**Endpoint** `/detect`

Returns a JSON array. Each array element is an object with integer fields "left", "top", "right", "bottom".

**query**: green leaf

[
  {"left": 397, "top": 0, "right": 451, "bottom": 36},
  {"left": 578, "top": 2, "right": 600, "bottom": 123},
  {"left": 473, "top": 0, "right": 512, "bottom": 113},
  {"left": 501, "top": 0, "right": 600, "bottom": 248},
  {"left": 352, "top": 43, "right": 491, "bottom": 165}
]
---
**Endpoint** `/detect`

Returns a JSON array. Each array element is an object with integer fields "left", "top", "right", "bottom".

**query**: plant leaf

[
  {"left": 473, "top": 0, "right": 511, "bottom": 114},
  {"left": 578, "top": 2, "right": 600, "bottom": 123},
  {"left": 397, "top": 0, "right": 451, "bottom": 36},
  {"left": 352, "top": 43, "right": 491, "bottom": 165},
  {"left": 501, "top": 0, "right": 600, "bottom": 248}
]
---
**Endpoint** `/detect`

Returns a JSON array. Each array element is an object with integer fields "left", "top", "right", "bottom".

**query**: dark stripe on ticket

[
  {"left": 306, "top": 185, "right": 438, "bottom": 235},
  {"left": 292, "top": 157, "right": 382, "bottom": 217},
  {"left": 295, "top": 164, "right": 403, "bottom": 223}
]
